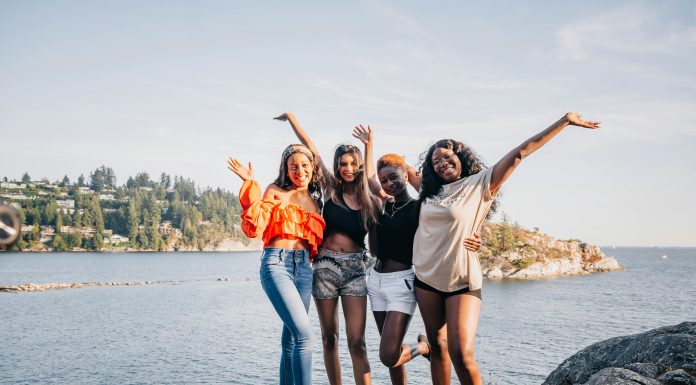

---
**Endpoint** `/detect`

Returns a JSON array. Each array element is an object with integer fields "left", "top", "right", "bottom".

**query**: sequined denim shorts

[{"left": 312, "top": 248, "right": 367, "bottom": 299}]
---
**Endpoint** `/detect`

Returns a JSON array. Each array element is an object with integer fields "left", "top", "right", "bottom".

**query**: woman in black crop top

[
  {"left": 276, "top": 112, "right": 381, "bottom": 385},
  {"left": 355, "top": 126, "right": 482, "bottom": 385}
]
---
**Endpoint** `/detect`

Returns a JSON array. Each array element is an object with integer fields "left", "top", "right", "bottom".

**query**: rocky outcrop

[
  {"left": 480, "top": 224, "right": 621, "bottom": 279},
  {"left": 543, "top": 322, "right": 696, "bottom": 385}
]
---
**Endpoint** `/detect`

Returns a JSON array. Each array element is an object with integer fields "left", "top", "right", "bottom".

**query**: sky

[{"left": 1, "top": 0, "right": 695, "bottom": 247}]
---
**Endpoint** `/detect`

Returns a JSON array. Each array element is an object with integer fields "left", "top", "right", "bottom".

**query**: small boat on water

[{"left": 661, "top": 254, "right": 668, "bottom": 259}]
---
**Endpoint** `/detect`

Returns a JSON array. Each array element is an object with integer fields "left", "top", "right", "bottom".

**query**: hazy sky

[{"left": 2, "top": 1, "right": 695, "bottom": 246}]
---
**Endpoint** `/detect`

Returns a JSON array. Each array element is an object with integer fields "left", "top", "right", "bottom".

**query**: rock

[
  {"left": 585, "top": 256, "right": 622, "bottom": 272},
  {"left": 657, "top": 369, "right": 696, "bottom": 385},
  {"left": 624, "top": 363, "right": 660, "bottom": 379},
  {"left": 582, "top": 367, "right": 661, "bottom": 385},
  {"left": 485, "top": 268, "right": 503, "bottom": 279},
  {"left": 543, "top": 322, "right": 696, "bottom": 385}
]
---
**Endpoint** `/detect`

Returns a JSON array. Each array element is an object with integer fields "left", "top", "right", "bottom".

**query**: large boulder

[{"left": 543, "top": 322, "right": 696, "bottom": 385}]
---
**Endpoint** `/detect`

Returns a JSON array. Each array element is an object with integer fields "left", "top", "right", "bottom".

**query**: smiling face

[
  {"left": 337, "top": 153, "right": 360, "bottom": 183},
  {"left": 431, "top": 147, "right": 462, "bottom": 183},
  {"left": 286, "top": 153, "right": 314, "bottom": 188},
  {"left": 378, "top": 165, "right": 408, "bottom": 197}
]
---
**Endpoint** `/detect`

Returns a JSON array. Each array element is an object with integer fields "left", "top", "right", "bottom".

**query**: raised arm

[
  {"left": 405, "top": 164, "right": 421, "bottom": 192},
  {"left": 274, "top": 112, "right": 331, "bottom": 180},
  {"left": 352, "top": 124, "right": 390, "bottom": 201},
  {"left": 489, "top": 112, "right": 600, "bottom": 195},
  {"left": 227, "top": 157, "right": 254, "bottom": 182}
]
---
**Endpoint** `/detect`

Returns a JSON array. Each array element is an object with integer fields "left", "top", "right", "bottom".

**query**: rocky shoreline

[
  {"left": 0, "top": 280, "right": 178, "bottom": 293},
  {"left": 11, "top": 238, "right": 264, "bottom": 253},
  {"left": 480, "top": 225, "right": 622, "bottom": 279}
]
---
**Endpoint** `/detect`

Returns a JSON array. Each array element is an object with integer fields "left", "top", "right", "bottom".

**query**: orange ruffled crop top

[{"left": 239, "top": 180, "right": 325, "bottom": 258}]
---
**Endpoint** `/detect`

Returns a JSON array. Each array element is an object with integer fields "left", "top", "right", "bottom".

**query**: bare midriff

[
  {"left": 374, "top": 258, "right": 411, "bottom": 273},
  {"left": 267, "top": 235, "right": 311, "bottom": 251},
  {"left": 321, "top": 232, "right": 362, "bottom": 253}
]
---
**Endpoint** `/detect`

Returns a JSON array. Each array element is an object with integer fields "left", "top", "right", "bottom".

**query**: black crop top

[
  {"left": 322, "top": 194, "right": 367, "bottom": 247},
  {"left": 375, "top": 200, "right": 419, "bottom": 265}
]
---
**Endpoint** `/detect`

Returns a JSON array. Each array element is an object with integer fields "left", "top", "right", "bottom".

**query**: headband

[{"left": 282, "top": 144, "right": 314, "bottom": 162}]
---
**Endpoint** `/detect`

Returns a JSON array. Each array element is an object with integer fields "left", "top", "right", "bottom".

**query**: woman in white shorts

[{"left": 353, "top": 126, "right": 481, "bottom": 385}]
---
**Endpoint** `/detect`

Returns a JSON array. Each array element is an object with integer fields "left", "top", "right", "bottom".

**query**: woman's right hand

[
  {"left": 273, "top": 112, "right": 294, "bottom": 122},
  {"left": 565, "top": 112, "right": 600, "bottom": 129},
  {"left": 227, "top": 157, "right": 254, "bottom": 181}
]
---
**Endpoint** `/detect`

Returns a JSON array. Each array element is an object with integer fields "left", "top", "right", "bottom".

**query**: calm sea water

[{"left": 1, "top": 247, "right": 694, "bottom": 384}]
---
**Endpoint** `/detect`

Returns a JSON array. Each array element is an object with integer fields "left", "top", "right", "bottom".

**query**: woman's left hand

[
  {"left": 352, "top": 124, "right": 373, "bottom": 145},
  {"left": 463, "top": 232, "right": 482, "bottom": 252}
]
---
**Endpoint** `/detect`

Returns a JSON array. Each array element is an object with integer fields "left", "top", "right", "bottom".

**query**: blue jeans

[{"left": 260, "top": 248, "right": 314, "bottom": 385}]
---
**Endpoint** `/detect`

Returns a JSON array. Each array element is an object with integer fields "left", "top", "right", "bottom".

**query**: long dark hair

[
  {"left": 273, "top": 144, "right": 325, "bottom": 203},
  {"left": 418, "top": 139, "right": 497, "bottom": 215},
  {"left": 329, "top": 144, "right": 380, "bottom": 231}
]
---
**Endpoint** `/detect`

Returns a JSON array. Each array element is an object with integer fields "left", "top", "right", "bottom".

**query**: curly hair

[
  {"left": 418, "top": 139, "right": 498, "bottom": 216},
  {"left": 377, "top": 153, "right": 407, "bottom": 171},
  {"left": 329, "top": 144, "right": 381, "bottom": 231},
  {"left": 273, "top": 144, "right": 325, "bottom": 202}
]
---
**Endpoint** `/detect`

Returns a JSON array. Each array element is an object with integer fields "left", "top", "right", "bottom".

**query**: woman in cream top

[{"left": 413, "top": 112, "right": 600, "bottom": 385}]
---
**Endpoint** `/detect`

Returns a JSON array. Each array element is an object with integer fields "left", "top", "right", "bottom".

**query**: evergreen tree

[
  {"left": 77, "top": 174, "right": 86, "bottom": 187},
  {"left": 61, "top": 175, "right": 70, "bottom": 187},
  {"left": 31, "top": 224, "right": 40, "bottom": 243},
  {"left": 128, "top": 193, "right": 141, "bottom": 248},
  {"left": 55, "top": 213, "right": 63, "bottom": 233},
  {"left": 134, "top": 172, "right": 152, "bottom": 188},
  {"left": 21, "top": 172, "right": 31, "bottom": 184},
  {"left": 42, "top": 200, "right": 57, "bottom": 225},
  {"left": 160, "top": 173, "right": 171, "bottom": 189}
]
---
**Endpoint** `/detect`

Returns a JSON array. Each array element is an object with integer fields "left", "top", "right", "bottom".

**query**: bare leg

[
  {"left": 315, "top": 297, "right": 342, "bottom": 385},
  {"left": 341, "top": 295, "right": 372, "bottom": 385},
  {"left": 445, "top": 293, "right": 482, "bottom": 385},
  {"left": 378, "top": 309, "right": 426, "bottom": 385},
  {"left": 374, "top": 311, "right": 405, "bottom": 385},
  {"left": 415, "top": 287, "right": 450, "bottom": 385}
]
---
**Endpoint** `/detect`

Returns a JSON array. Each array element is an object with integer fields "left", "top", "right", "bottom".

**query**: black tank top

[
  {"left": 375, "top": 200, "right": 419, "bottom": 265},
  {"left": 322, "top": 194, "right": 367, "bottom": 248}
]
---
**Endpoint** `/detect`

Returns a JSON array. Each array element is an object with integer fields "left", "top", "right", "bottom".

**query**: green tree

[
  {"left": 21, "top": 172, "right": 31, "bottom": 184},
  {"left": 42, "top": 200, "right": 57, "bottom": 225},
  {"left": 52, "top": 235, "right": 69, "bottom": 251},
  {"left": 160, "top": 173, "right": 171, "bottom": 189},
  {"left": 128, "top": 193, "right": 141, "bottom": 248},
  {"left": 55, "top": 212, "right": 64, "bottom": 233},
  {"left": 31, "top": 224, "right": 40, "bottom": 243}
]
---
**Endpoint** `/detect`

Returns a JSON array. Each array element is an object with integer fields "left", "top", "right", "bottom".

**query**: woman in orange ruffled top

[{"left": 227, "top": 143, "right": 327, "bottom": 385}]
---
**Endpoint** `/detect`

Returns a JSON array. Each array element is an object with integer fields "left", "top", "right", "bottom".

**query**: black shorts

[{"left": 414, "top": 277, "right": 482, "bottom": 300}]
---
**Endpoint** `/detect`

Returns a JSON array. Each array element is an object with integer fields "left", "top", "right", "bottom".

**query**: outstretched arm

[
  {"left": 274, "top": 112, "right": 331, "bottom": 180},
  {"left": 489, "top": 112, "right": 600, "bottom": 196},
  {"left": 353, "top": 124, "right": 390, "bottom": 201}
]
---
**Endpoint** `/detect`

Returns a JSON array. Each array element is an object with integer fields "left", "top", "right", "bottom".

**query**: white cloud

[{"left": 557, "top": 4, "right": 696, "bottom": 61}]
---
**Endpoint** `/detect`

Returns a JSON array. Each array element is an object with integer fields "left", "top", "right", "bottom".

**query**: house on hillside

[{"left": 107, "top": 234, "right": 129, "bottom": 244}]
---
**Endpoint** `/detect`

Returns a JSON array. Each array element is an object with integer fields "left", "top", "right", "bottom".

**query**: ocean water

[{"left": 1, "top": 247, "right": 694, "bottom": 384}]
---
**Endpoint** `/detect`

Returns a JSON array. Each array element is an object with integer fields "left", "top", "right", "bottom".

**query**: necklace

[{"left": 386, "top": 199, "right": 413, "bottom": 218}]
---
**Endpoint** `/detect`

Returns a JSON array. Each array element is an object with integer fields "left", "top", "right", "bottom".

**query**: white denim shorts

[{"left": 367, "top": 268, "right": 417, "bottom": 315}]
